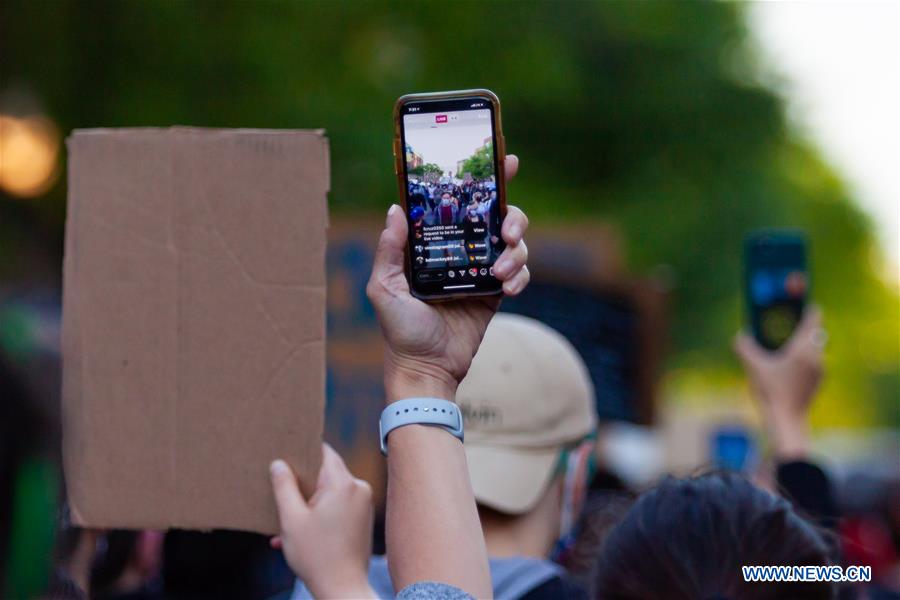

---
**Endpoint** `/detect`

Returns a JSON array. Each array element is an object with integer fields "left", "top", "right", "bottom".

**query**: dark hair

[
  {"left": 593, "top": 471, "right": 835, "bottom": 599},
  {"left": 90, "top": 530, "right": 139, "bottom": 595}
]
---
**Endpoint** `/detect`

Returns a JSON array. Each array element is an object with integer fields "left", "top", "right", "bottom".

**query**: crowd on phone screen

[
  {"left": 408, "top": 178, "right": 500, "bottom": 266},
  {"left": 407, "top": 179, "right": 498, "bottom": 228},
  {"left": 22, "top": 199, "right": 900, "bottom": 599}
]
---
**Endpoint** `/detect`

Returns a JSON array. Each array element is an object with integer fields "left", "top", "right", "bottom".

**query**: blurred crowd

[{"left": 2, "top": 194, "right": 898, "bottom": 600}]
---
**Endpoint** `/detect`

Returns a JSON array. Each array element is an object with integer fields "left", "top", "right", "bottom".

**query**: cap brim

[{"left": 464, "top": 443, "right": 560, "bottom": 515}]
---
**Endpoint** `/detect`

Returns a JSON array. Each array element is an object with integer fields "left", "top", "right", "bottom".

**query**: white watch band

[{"left": 379, "top": 398, "right": 464, "bottom": 456}]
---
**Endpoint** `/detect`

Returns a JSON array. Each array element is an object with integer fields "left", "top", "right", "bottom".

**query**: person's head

[
  {"left": 409, "top": 206, "right": 425, "bottom": 224},
  {"left": 441, "top": 192, "right": 451, "bottom": 205},
  {"left": 473, "top": 191, "right": 483, "bottom": 203},
  {"left": 456, "top": 314, "right": 597, "bottom": 555},
  {"left": 594, "top": 471, "right": 835, "bottom": 599}
]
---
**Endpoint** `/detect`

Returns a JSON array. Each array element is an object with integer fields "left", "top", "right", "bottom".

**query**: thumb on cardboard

[{"left": 270, "top": 459, "right": 308, "bottom": 529}]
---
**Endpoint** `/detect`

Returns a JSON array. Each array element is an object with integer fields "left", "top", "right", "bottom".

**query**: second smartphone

[
  {"left": 393, "top": 89, "right": 507, "bottom": 301},
  {"left": 744, "top": 230, "right": 809, "bottom": 350}
]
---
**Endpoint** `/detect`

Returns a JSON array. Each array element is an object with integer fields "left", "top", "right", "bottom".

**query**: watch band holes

[{"left": 404, "top": 409, "right": 409, "bottom": 413}]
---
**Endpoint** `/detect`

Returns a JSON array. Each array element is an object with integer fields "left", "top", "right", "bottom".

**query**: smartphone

[
  {"left": 744, "top": 230, "right": 808, "bottom": 350},
  {"left": 393, "top": 89, "right": 507, "bottom": 301},
  {"left": 710, "top": 425, "right": 757, "bottom": 472}
]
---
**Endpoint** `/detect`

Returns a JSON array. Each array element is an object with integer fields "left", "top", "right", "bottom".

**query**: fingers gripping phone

[
  {"left": 393, "top": 89, "right": 508, "bottom": 301},
  {"left": 744, "top": 230, "right": 809, "bottom": 350}
]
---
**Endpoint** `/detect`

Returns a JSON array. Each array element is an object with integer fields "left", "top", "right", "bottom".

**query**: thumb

[
  {"left": 734, "top": 332, "right": 765, "bottom": 366},
  {"left": 369, "top": 204, "right": 408, "bottom": 295},
  {"left": 270, "top": 459, "right": 308, "bottom": 531}
]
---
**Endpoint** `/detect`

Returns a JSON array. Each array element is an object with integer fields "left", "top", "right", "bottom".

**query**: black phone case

[{"left": 744, "top": 230, "right": 808, "bottom": 350}]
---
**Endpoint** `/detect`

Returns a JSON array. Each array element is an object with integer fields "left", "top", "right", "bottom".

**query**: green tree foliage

[
  {"left": 458, "top": 143, "right": 494, "bottom": 180},
  {"left": 409, "top": 163, "right": 442, "bottom": 177},
  {"left": 1, "top": 0, "right": 896, "bottom": 426}
]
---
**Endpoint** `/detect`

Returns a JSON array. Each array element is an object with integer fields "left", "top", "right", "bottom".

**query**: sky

[
  {"left": 747, "top": 1, "right": 899, "bottom": 279},
  {"left": 404, "top": 109, "right": 493, "bottom": 175}
]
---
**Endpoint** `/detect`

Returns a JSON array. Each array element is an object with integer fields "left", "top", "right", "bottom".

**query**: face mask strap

[{"left": 551, "top": 436, "right": 596, "bottom": 561}]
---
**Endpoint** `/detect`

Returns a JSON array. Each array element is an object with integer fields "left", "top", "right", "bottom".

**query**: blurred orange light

[{"left": 0, "top": 114, "right": 61, "bottom": 198}]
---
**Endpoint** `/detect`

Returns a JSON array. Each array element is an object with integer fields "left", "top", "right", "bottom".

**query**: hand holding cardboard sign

[
  {"left": 269, "top": 444, "right": 376, "bottom": 599},
  {"left": 366, "top": 155, "right": 530, "bottom": 403}
]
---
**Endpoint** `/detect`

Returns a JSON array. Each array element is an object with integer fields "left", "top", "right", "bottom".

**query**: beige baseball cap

[{"left": 457, "top": 313, "right": 597, "bottom": 514}]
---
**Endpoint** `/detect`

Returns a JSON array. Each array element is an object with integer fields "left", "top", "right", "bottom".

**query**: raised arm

[
  {"left": 734, "top": 308, "right": 824, "bottom": 461},
  {"left": 734, "top": 308, "right": 839, "bottom": 530},
  {"left": 367, "top": 156, "right": 529, "bottom": 598}
]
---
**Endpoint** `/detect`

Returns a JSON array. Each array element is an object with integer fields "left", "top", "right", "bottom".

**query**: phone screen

[
  {"left": 710, "top": 426, "right": 757, "bottom": 472},
  {"left": 399, "top": 96, "right": 504, "bottom": 297},
  {"left": 745, "top": 231, "right": 808, "bottom": 350}
]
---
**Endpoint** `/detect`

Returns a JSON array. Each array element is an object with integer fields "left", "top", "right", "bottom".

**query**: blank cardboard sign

[{"left": 62, "top": 128, "right": 328, "bottom": 534}]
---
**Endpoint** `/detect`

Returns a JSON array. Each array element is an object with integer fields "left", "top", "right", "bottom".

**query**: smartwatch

[{"left": 379, "top": 398, "right": 464, "bottom": 456}]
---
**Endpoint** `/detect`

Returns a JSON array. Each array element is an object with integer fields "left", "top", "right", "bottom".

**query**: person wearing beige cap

[
  {"left": 460, "top": 312, "right": 597, "bottom": 513},
  {"left": 456, "top": 313, "right": 597, "bottom": 599},
  {"left": 287, "top": 313, "right": 597, "bottom": 600}
]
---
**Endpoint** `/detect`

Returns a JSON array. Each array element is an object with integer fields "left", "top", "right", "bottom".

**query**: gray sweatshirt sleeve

[{"left": 396, "top": 581, "right": 475, "bottom": 600}]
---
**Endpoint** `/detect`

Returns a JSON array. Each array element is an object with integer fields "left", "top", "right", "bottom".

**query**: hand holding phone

[
  {"left": 393, "top": 89, "right": 509, "bottom": 301},
  {"left": 366, "top": 161, "right": 529, "bottom": 403},
  {"left": 734, "top": 308, "right": 824, "bottom": 460}
]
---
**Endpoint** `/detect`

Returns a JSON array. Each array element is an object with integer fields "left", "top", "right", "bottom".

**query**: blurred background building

[{"left": 1, "top": 1, "right": 897, "bottom": 597}]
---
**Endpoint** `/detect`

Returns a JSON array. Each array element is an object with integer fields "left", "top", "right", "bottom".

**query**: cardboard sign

[{"left": 62, "top": 128, "right": 329, "bottom": 534}]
